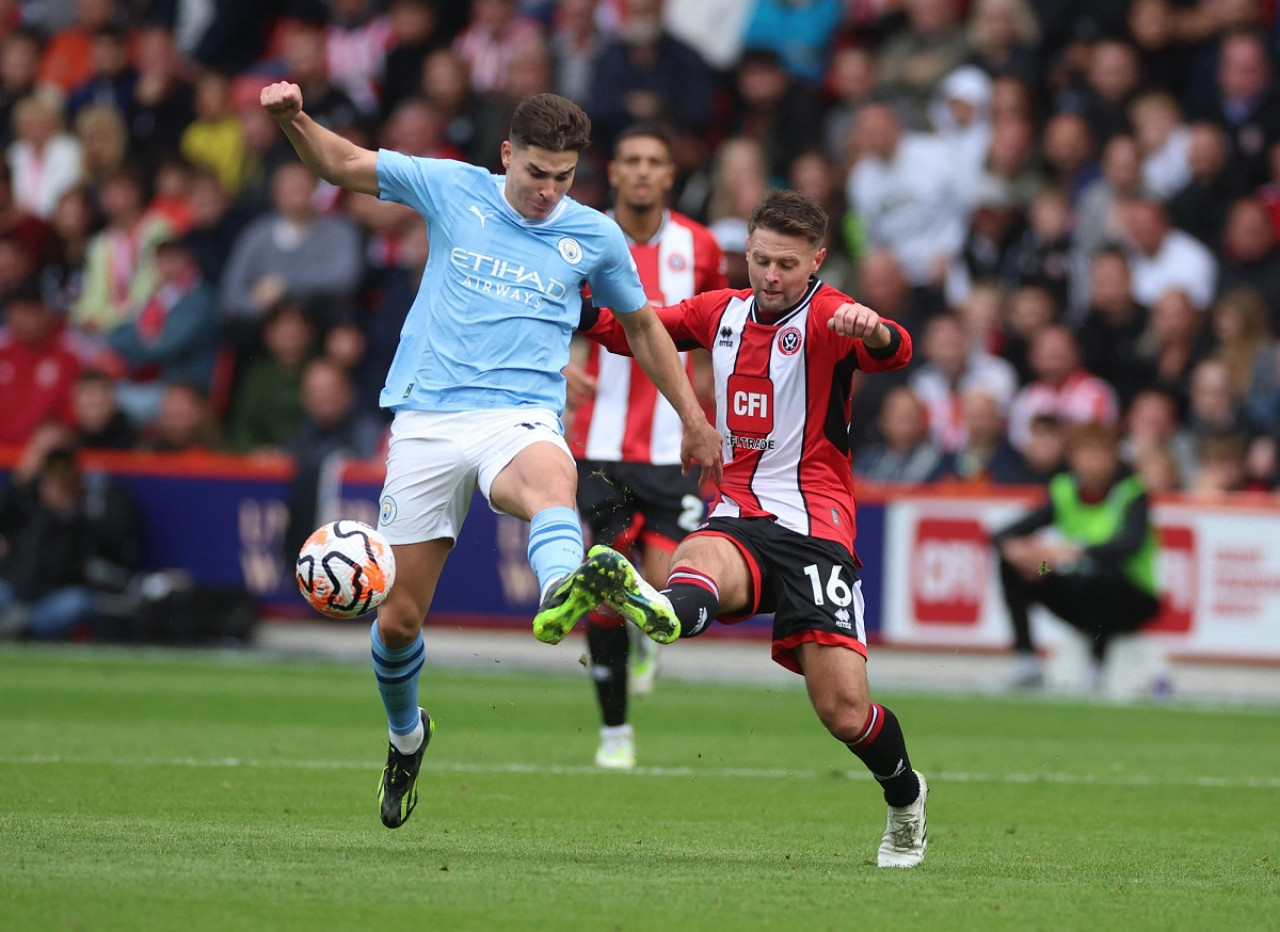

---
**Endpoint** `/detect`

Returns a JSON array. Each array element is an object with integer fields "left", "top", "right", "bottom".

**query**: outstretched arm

[
  {"left": 616, "top": 302, "right": 723, "bottom": 484},
  {"left": 579, "top": 300, "right": 705, "bottom": 355},
  {"left": 260, "top": 81, "right": 379, "bottom": 195},
  {"left": 828, "top": 302, "right": 913, "bottom": 371}
]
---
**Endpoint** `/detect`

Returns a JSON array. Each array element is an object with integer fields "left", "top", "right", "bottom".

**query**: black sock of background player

[
  {"left": 586, "top": 617, "right": 629, "bottom": 727},
  {"left": 845, "top": 703, "right": 920, "bottom": 807},
  {"left": 664, "top": 567, "right": 720, "bottom": 638}
]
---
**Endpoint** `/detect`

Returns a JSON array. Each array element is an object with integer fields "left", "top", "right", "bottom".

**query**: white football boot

[
  {"left": 594, "top": 724, "right": 636, "bottom": 771},
  {"left": 877, "top": 771, "right": 928, "bottom": 868}
]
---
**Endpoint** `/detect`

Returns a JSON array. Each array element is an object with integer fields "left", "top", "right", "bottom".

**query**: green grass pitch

[{"left": 1, "top": 645, "right": 1277, "bottom": 931}]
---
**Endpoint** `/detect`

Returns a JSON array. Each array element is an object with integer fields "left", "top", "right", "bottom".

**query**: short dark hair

[
  {"left": 614, "top": 122, "right": 672, "bottom": 157},
  {"left": 5, "top": 275, "right": 43, "bottom": 307},
  {"left": 155, "top": 232, "right": 197, "bottom": 256},
  {"left": 738, "top": 47, "right": 783, "bottom": 71},
  {"left": 1028, "top": 413, "right": 1064, "bottom": 432},
  {"left": 1092, "top": 245, "right": 1129, "bottom": 267},
  {"left": 509, "top": 94, "right": 592, "bottom": 152},
  {"left": 747, "top": 189, "right": 828, "bottom": 247},
  {"left": 40, "top": 446, "right": 78, "bottom": 480},
  {"left": 1067, "top": 420, "right": 1120, "bottom": 451},
  {"left": 77, "top": 369, "right": 115, "bottom": 388},
  {"left": 1199, "top": 428, "right": 1246, "bottom": 464}
]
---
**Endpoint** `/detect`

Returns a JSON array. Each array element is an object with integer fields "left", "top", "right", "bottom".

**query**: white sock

[
  {"left": 601, "top": 724, "right": 633, "bottom": 741},
  {"left": 390, "top": 717, "right": 425, "bottom": 754}
]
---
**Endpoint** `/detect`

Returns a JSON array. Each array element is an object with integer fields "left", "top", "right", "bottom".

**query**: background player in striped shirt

[
  {"left": 261, "top": 83, "right": 721, "bottom": 829},
  {"left": 565, "top": 124, "right": 726, "bottom": 770},
  {"left": 577, "top": 190, "right": 930, "bottom": 868}
]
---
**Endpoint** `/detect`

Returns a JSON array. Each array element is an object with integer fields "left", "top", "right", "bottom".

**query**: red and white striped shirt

[
  {"left": 325, "top": 15, "right": 395, "bottom": 114},
  {"left": 1007, "top": 369, "right": 1119, "bottom": 451},
  {"left": 452, "top": 17, "right": 545, "bottom": 94},
  {"left": 570, "top": 210, "right": 725, "bottom": 465},
  {"left": 584, "top": 279, "right": 913, "bottom": 552},
  {"left": 908, "top": 352, "right": 1019, "bottom": 452}
]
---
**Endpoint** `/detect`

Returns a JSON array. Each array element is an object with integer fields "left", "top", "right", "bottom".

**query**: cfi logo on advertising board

[{"left": 911, "top": 517, "right": 988, "bottom": 625}]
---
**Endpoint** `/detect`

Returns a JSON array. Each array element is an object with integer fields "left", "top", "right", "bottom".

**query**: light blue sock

[
  {"left": 370, "top": 620, "right": 424, "bottom": 736},
  {"left": 527, "top": 506, "right": 585, "bottom": 596}
]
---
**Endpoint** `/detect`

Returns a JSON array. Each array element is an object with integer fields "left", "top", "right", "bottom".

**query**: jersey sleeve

[
  {"left": 852, "top": 318, "right": 913, "bottom": 372},
  {"left": 810, "top": 286, "right": 913, "bottom": 372},
  {"left": 585, "top": 217, "right": 649, "bottom": 314},
  {"left": 376, "top": 149, "right": 458, "bottom": 220},
  {"left": 693, "top": 224, "right": 729, "bottom": 291},
  {"left": 580, "top": 292, "right": 722, "bottom": 354}
]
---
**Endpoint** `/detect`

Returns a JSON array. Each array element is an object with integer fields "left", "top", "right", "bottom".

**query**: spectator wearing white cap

[{"left": 928, "top": 65, "right": 992, "bottom": 187}]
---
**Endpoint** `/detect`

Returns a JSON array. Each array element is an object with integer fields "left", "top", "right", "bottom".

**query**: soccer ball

[{"left": 296, "top": 520, "right": 397, "bottom": 618}]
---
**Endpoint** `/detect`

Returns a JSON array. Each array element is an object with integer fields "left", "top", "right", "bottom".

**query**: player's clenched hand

[
  {"left": 828, "top": 302, "right": 890, "bottom": 347},
  {"left": 681, "top": 418, "right": 724, "bottom": 486},
  {"left": 261, "top": 81, "right": 304, "bottom": 122}
]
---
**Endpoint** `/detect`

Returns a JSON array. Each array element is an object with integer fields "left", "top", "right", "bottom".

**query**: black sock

[
  {"left": 586, "top": 618, "right": 629, "bottom": 727},
  {"left": 664, "top": 567, "right": 720, "bottom": 638},
  {"left": 845, "top": 703, "right": 920, "bottom": 807}
]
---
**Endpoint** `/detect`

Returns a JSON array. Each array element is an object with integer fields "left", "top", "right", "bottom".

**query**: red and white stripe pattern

[
  {"left": 1007, "top": 369, "right": 1119, "bottom": 451},
  {"left": 572, "top": 211, "right": 725, "bottom": 465},
  {"left": 581, "top": 280, "right": 913, "bottom": 553},
  {"left": 847, "top": 702, "right": 887, "bottom": 747},
  {"left": 326, "top": 15, "right": 394, "bottom": 114},
  {"left": 451, "top": 18, "right": 545, "bottom": 94},
  {"left": 705, "top": 282, "right": 911, "bottom": 552},
  {"left": 667, "top": 566, "right": 719, "bottom": 598}
]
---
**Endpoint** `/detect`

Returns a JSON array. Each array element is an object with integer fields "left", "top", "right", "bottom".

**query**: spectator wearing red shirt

[
  {"left": 37, "top": 0, "right": 119, "bottom": 94},
  {"left": 0, "top": 279, "right": 80, "bottom": 447},
  {"left": 0, "top": 159, "right": 52, "bottom": 270},
  {"left": 451, "top": 0, "right": 544, "bottom": 96},
  {"left": 1216, "top": 196, "right": 1280, "bottom": 328},
  {"left": 1007, "top": 325, "right": 1118, "bottom": 451}
]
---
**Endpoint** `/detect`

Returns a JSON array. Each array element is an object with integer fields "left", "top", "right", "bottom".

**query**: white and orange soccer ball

[{"left": 296, "top": 520, "right": 397, "bottom": 618}]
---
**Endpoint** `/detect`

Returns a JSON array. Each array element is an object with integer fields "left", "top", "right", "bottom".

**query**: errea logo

[{"left": 717, "top": 326, "right": 734, "bottom": 347}]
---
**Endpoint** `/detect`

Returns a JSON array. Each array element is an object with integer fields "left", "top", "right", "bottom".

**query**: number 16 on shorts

[{"left": 802, "top": 562, "right": 866, "bottom": 640}]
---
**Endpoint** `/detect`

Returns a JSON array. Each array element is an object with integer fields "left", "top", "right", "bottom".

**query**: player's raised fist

[
  {"left": 828, "top": 301, "right": 890, "bottom": 347},
  {"left": 260, "top": 81, "right": 303, "bottom": 120}
]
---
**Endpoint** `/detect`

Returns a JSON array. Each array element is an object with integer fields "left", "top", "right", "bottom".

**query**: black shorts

[
  {"left": 691, "top": 516, "right": 867, "bottom": 675},
  {"left": 576, "top": 460, "right": 705, "bottom": 552}
]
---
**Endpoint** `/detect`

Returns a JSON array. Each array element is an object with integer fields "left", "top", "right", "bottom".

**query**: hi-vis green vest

[{"left": 1048, "top": 473, "right": 1158, "bottom": 595}]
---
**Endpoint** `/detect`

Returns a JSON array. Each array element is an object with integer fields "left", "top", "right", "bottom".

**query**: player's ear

[
  {"left": 500, "top": 140, "right": 512, "bottom": 169},
  {"left": 811, "top": 246, "right": 827, "bottom": 273},
  {"left": 659, "top": 159, "right": 676, "bottom": 190}
]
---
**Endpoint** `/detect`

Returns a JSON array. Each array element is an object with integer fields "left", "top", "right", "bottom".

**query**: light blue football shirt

[{"left": 375, "top": 150, "right": 648, "bottom": 415}]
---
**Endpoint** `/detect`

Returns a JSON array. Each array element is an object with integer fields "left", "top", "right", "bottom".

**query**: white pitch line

[{"left": 1, "top": 755, "right": 1278, "bottom": 789}]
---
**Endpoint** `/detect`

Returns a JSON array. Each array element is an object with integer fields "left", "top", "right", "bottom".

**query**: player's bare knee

[
  {"left": 812, "top": 696, "right": 873, "bottom": 743},
  {"left": 375, "top": 596, "right": 424, "bottom": 646}
]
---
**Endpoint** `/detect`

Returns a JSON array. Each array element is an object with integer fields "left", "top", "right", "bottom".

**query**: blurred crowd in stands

[{"left": 3, "top": 0, "right": 1280, "bottom": 504}]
